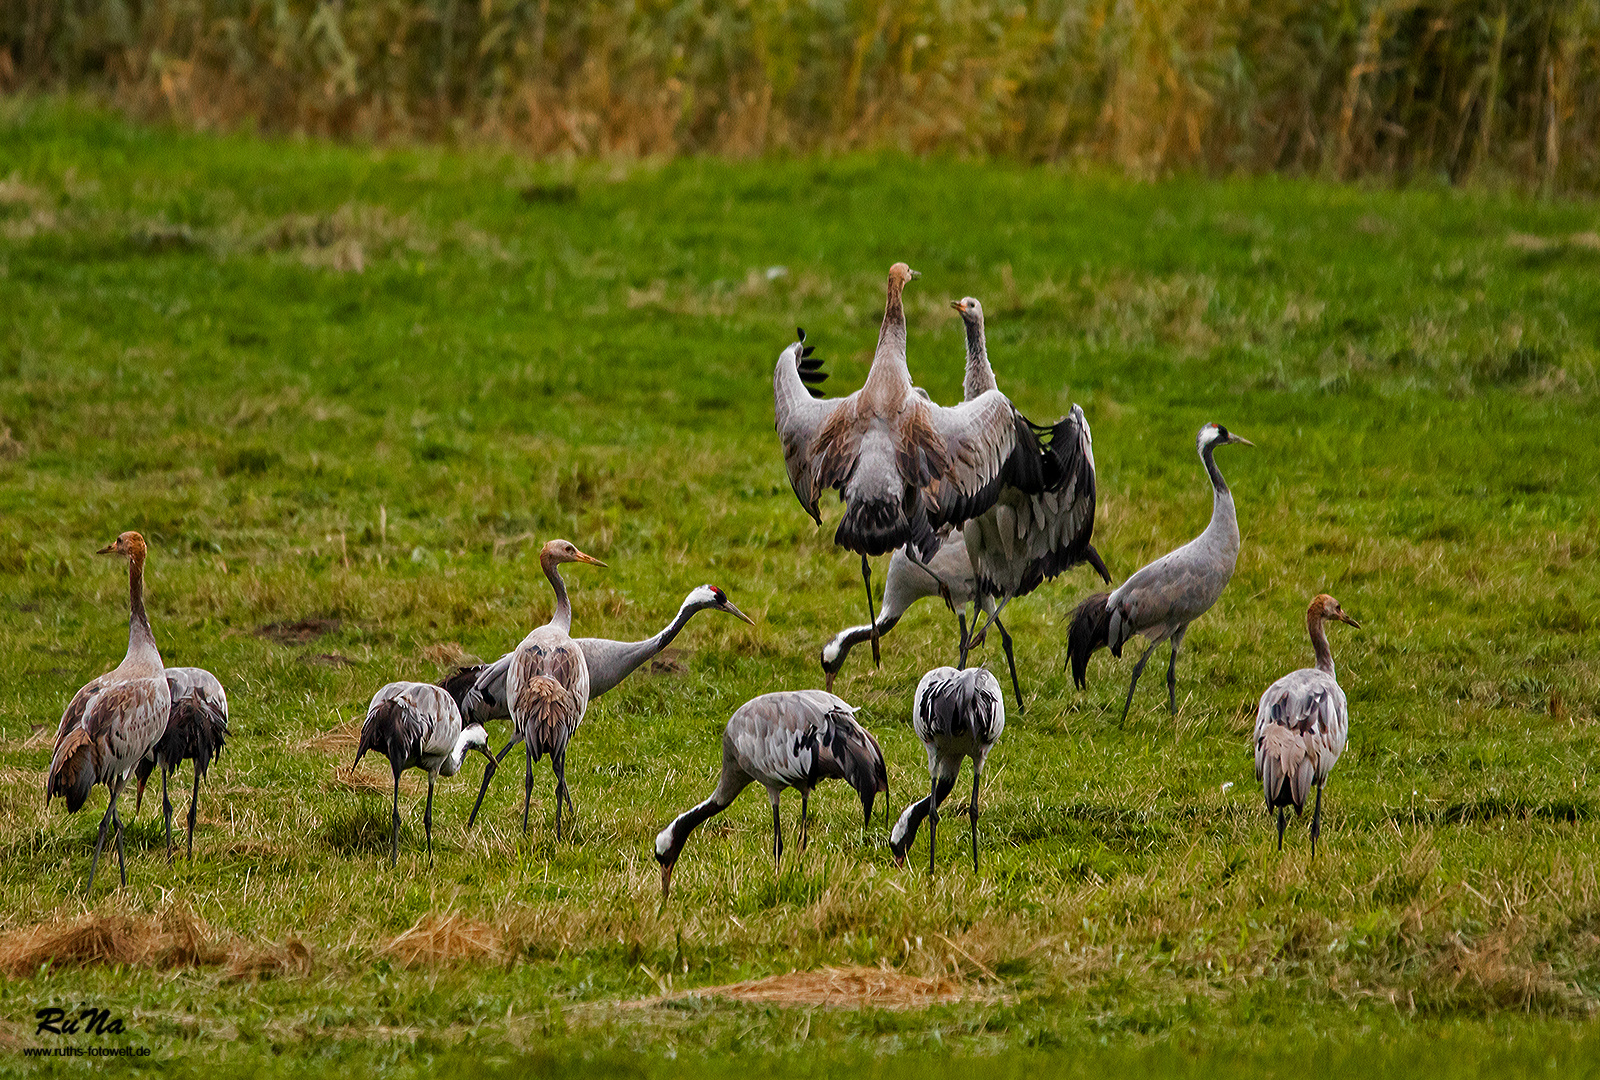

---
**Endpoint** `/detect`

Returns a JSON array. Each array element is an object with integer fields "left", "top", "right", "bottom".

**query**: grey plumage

[
  {"left": 773, "top": 264, "right": 1046, "bottom": 667},
  {"left": 352, "top": 681, "right": 492, "bottom": 865},
  {"left": 1065, "top": 423, "right": 1252, "bottom": 721},
  {"left": 446, "top": 585, "right": 754, "bottom": 726},
  {"left": 653, "top": 690, "right": 888, "bottom": 899},
  {"left": 890, "top": 666, "right": 1006, "bottom": 873},
  {"left": 951, "top": 297, "right": 1112, "bottom": 713},
  {"left": 134, "top": 666, "right": 229, "bottom": 861},
  {"left": 45, "top": 532, "right": 171, "bottom": 899},
  {"left": 1255, "top": 593, "right": 1359, "bottom": 855},
  {"left": 466, "top": 540, "right": 605, "bottom": 840}
]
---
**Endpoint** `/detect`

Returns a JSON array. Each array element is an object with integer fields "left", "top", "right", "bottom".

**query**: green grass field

[{"left": 1, "top": 98, "right": 1598, "bottom": 1076}]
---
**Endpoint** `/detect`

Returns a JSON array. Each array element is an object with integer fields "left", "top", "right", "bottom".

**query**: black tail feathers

[
  {"left": 1067, "top": 592, "right": 1113, "bottom": 690},
  {"left": 354, "top": 698, "right": 406, "bottom": 770}
]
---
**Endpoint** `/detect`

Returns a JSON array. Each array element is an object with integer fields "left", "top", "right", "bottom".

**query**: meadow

[{"left": 1, "top": 98, "right": 1599, "bottom": 1075}]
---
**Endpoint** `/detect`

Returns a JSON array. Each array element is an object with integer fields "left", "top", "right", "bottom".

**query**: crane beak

[
  {"left": 1229, "top": 434, "right": 1254, "bottom": 447},
  {"left": 907, "top": 269, "right": 921, "bottom": 280},
  {"left": 659, "top": 862, "right": 673, "bottom": 901},
  {"left": 948, "top": 300, "right": 963, "bottom": 312},
  {"left": 723, "top": 600, "right": 756, "bottom": 626},
  {"left": 95, "top": 542, "right": 117, "bottom": 555},
  {"left": 574, "top": 551, "right": 607, "bottom": 568},
  {"left": 825, "top": 669, "right": 836, "bottom": 693},
  {"left": 1339, "top": 612, "right": 1361, "bottom": 629}
]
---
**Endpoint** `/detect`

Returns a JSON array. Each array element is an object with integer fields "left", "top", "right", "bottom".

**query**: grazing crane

[
  {"left": 654, "top": 690, "right": 888, "bottom": 899},
  {"left": 820, "top": 528, "right": 1023, "bottom": 708},
  {"left": 1255, "top": 594, "right": 1359, "bottom": 856},
  {"left": 1067, "top": 423, "right": 1252, "bottom": 721},
  {"left": 352, "top": 681, "right": 492, "bottom": 865},
  {"left": 774, "top": 263, "right": 1051, "bottom": 667},
  {"left": 444, "top": 584, "right": 754, "bottom": 725},
  {"left": 467, "top": 539, "right": 606, "bottom": 839},
  {"left": 45, "top": 531, "right": 171, "bottom": 898},
  {"left": 889, "top": 667, "right": 1006, "bottom": 873},
  {"left": 133, "top": 667, "right": 229, "bottom": 861},
  {"left": 950, "top": 297, "right": 1112, "bottom": 712}
]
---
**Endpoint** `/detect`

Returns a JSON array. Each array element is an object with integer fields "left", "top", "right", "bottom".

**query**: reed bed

[{"left": 7, "top": 1, "right": 1600, "bottom": 187}]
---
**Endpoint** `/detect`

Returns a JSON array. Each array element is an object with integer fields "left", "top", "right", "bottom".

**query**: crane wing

[
  {"left": 964, "top": 404, "right": 1108, "bottom": 599},
  {"left": 773, "top": 333, "right": 857, "bottom": 523},
  {"left": 1253, "top": 668, "right": 1349, "bottom": 799},
  {"left": 921, "top": 389, "right": 1034, "bottom": 533}
]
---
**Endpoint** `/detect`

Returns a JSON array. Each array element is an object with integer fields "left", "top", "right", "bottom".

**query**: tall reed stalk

[{"left": 5, "top": 1, "right": 1600, "bottom": 187}]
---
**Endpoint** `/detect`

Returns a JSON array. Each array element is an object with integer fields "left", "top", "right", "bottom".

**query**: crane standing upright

[
  {"left": 1255, "top": 593, "right": 1360, "bottom": 855},
  {"left": 45, "top": 532, "right": 172, "bottom": 898},
  {"left": 467, "top": 540, "right": 606, "bottom": 839}
]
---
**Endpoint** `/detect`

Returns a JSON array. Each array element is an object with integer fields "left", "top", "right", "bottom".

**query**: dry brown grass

[
  {"left": 0, "top": 904, "right": 227, "bottom": 976},
  {"left": 384, "top": 912, "right": 504, "bottom": 968},
  {"left": 627, "top": 965, "right": 985, "bottom": 1011}
]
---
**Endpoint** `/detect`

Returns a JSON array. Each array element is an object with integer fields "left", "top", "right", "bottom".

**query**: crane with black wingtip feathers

[
  {"left": 134, "top": 666, "right": 229, "bottom": 861},
  {"left": 653, "top": 690, "right": 888, "bottom": 899},
  {"left": 353, "top": 681, "right": 492, "bottom": 865},
  {"left": 774, "top": 264, "right": 1052, "bottom": 669},
  {"left": 466, "top": 539, "right": 606, "bottom": 839},
  {"left": 444, "top": 584, "right": 754, "bottom": 726},
  {"left": 1256, "top": 593, "right": 1359, "bottom": 856},
  {"left": 949, "top": 296, "right": 1111, "bottom": 712},
  {"left": 889, "top": 666, "right": 1006, "bottom": 873},
  {"left": 45, "top": 531, "right": 172, "bottom": 898},
  {"left": 1066, "top": 423, "right": 1252, "bottom": 721}
]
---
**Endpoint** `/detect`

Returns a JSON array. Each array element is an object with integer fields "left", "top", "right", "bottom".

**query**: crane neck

[
  {"left": 124, "top": 551, "right": 161, "bottom": 671},
  {"left": 1199, "top": 442, "right": 1240, "bottom": 553},
  {"left": 962, "top": 318, "right": 997, "bottom": 400},
  {"left": 541, "top": 552, "right": 573, "bottom": 634},
  {"left": 1308, "top": 611, "right": 1336, "bottom": 678},
  {"left": 864, "top": 275, "right": 912, "bottom": 396},
  {"left": 586, "top": 595, "right": 705, "bottom": 697}
]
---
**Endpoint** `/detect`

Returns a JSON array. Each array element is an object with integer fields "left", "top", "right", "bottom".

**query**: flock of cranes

[{"left": 41, "top": 263, "right": 1360, "bottom": 902}]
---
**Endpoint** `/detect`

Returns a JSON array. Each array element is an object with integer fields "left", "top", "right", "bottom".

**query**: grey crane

[
  {"left": 443, "top": 584, "right": 755, "bottom": 726},
  {"left": 653, "top": 690, "right": 888, "bottom": 899},
  {"left": 889, "top": 666, "right": 1006, "bottom": 873},
  {"left": 774, "top": 263, "right": 1051, "bottom": 667},
  {"left": 1067, "top": 423, "right": 1252, "bottom": 721},
  {"left": 352, "top": 681, "right": 492, "bottom": 865},
  {"left": 1255, "top": 593, "right": 1359, "bottom": 856},
  {"left": 466, "top": 539, "right": 606, "bottom": 839},
  {"left": 45, "top": 531, "right": 172, "bottom": 898},
  {"left": 950, "top": 297, "right": 1112, "bottom": 712},
  {"left": 820, "top": 528, "right": 1023, "bottom": 707},
  {"left": 133, "top": 666, "right": 229, "bottom": 861}
]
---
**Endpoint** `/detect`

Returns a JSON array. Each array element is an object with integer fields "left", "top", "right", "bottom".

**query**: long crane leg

[
  {"left": 1120, "top": 640, "right": 1161, "bottom": 723},
  {"left": 1166, "top": 626, "right": 1188, "bottom": 716},
  {"left": 799, "top": 789, "right": 810, "bottom": 851},
  {"left": 85, "top": 787, "right": 118, "bottom": 898},
  {"left": 160, "top": 767, "right": 174, "bottom": 862},
  {"left": 770, "top": 796, "right": 783, "bottom": 873},
  {"left": 970, "top": 764, "right": 983, "bottom": 875},
  {"left": 389, "top": 768, "right": 402, "bottom": 866},
  {"left": 861, "top": 555, "right": 881, "bottom": 668},
  {"left": 1310, "top": 784, "right": 1323, "bottom": 858},
  {"left": 927, "top": 771, "right": 940, "bottom": 874},
  {"left": 1276, "top": 806, "right": 1287, "bottom": 851},
  {"left": 521, "top": 741, "right": 537, "bottom": 835},
  {"left": 186, "top": 765, "right": 201, "bottom": 860},
  {"left": 994, "top": 617, "right": 1024, "bottom": 714},
  {"left": 553, "top": 748, "right": 571, "bottom": 841},
  {"left": 468, "top": 733, "right": 524, "bottom": 828}
]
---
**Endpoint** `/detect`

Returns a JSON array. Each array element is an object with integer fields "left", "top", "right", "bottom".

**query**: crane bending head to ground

[{"left": 1066, "top": 423, "right": 1251, "bottom": 722}]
